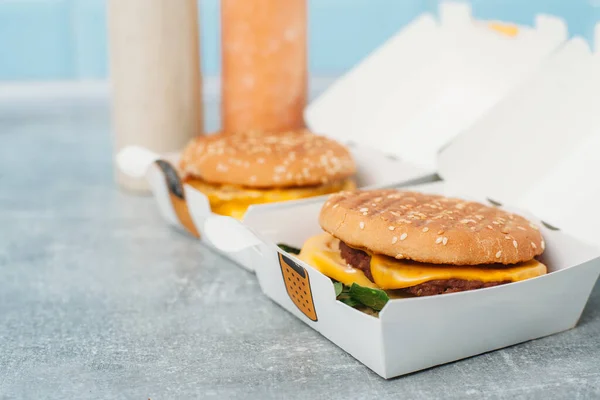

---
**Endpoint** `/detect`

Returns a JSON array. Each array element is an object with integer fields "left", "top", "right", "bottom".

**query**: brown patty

[
  {"left": 339, "top": 241, "right": 373, "bottom": 281},
  {"left": 338, "top": 241, "right": 509, "bottom": 297},
  {"left": 402, "top": 279, "right": 509, "bottom": 297}
]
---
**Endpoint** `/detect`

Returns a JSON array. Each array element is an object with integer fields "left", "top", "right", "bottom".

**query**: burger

[
  {"left": 179, "top": 129, "right": 356, "bottom": 219},
  {"left": 299, "top": 189, "right": 547, "bottom": 298}
]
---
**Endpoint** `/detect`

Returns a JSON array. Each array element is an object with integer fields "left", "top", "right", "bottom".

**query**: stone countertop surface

[{"left": 0, "top": 96, "right": 599, "bottom": 400}]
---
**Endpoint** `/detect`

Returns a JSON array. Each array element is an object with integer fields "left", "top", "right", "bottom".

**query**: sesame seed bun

[
  {"left": 179, "top": 130, "right": 356, "bottom": 188},
  {"left": 319, "top": 189, "right": 545, "bottom": 265}
]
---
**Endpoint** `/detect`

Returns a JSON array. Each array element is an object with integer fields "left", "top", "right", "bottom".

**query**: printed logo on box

[
  {"left": 278, "top": 253, "right": 317, "bottom": 321},
  {"left": 155, "top": 160, "right": 201, "bottom": 238}
]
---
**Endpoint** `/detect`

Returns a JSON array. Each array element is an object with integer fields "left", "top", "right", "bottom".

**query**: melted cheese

[
  {"left": 300, "top": 233, "right": 547, "bottom": 289},
  {"left": 185, "top": 178, "right": 356, "bottom": 220},
  {"left": 299, "top": 233, "right": 377, "bottom": 288},
  {"left": 211, "top": 202, "right": 253, "bottom": 221},
  {"left": 370, "top": 255, "right": 546, "bottom": 289}
]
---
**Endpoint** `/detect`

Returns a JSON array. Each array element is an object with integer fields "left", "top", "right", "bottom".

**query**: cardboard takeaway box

[
  {"left": 116, "top": 140, "right": 426, "bottom": 272},
  {"left": 116, "top": 2, "right": 566, "bottom": 272},
  {"left": 203, "top": 38, "right": 600, "bottom": 379},
  {"left": 305, "top": 2, "right": 567, "bottom": 172}
]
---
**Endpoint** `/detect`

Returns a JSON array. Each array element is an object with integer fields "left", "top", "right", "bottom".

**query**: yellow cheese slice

[
  {"left": 211, "top": 202, "right": 252, "bottom": 221},
  {"left": 299, "top": 233, "right": 547, "bottom": 290},
  {"left": 186, "top": 178, "right": 356, "bottom": 219},
  {"left": 370, "top": 255, "right": 546, "bottom": 289},
  {"left": 299, "top": 232, "right": 377, "bottom": 288}
]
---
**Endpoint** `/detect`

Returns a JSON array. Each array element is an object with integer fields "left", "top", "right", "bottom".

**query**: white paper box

[
  {"left": 116, "top": 143, "right": 432, "bottom": 271},
  {"left": 203, "top": 38, "right": 600, "bottom": 378},
  {"left": 305, "top": 2, "right": 567, "bottom": 172},
  {"left": 204, "top": 185, "right": 600, "bottom": 379}
]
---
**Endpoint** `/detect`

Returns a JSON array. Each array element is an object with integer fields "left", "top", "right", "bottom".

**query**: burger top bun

[
  {"left": 319, "top": 189, "right": 545, "bottom": 265},
  {"left": 179, "top": 129, "right": 356, "bottom": 188}
]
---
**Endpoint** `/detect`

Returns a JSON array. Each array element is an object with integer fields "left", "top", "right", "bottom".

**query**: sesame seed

[
  {"left": 513, "top": 240, "right": 518, "bottom": 249},
  {"left": 395, "top": 254, "right": 403, "bottom": 259},
  {"left": 359, "top": 222, "right": 365, "bottom": 230},
  {"left": 442, "top": 237, "right": 448, "bottom": 245},
  {"left": 530, "top": 224, "right": 539, "bottom": 231},
  {"left": 400, "top": 233, "right": 408, "bottom": 241},
  {"left": 531, "top": 242, "right": 537, "bottom": 249},
  {"left": 541, "top": 240, "right": 545, "bottom": 250},
  {"left": 492, "top": 221, "right": 500, "bottom": 225},
  {"left": 362, "top": 212, "right": 368, "bottom": 216},
  {"left": 392, "top": 236, "right": 398, "bottom": 244},
  {"left": 359, "top": 208, "right": 368, "bottom": 212},
  {"left": 517, "top": 226, "right": 526, "bottom": 231},
  {"left": 496, "top": 251, "right": 502, "bottom": 258},
  {"left": 332, "top": 204, "right": 339, "bottom": 209},
  {"left": 388, "top": 226, "right": 395, "bottom": 231},
  {"left": 487, "top": 225, "right": 493, "bottom": 230},
  {"left": 216, "top": 163, "right": 228, "bottom": 172},
  {"left": 505, "top": 236, "right": 511, "bottom": 240},
  {"left": 422, "top": 227, "right": 429, "bottom": 233},
  {"left": 435, "top": 237, "right": 443, "bottom": 244},
  {"left": 438, "top": 230, "right": 444, "bottom": 235},
  {"left": 371, "top": 203, "right": 377, "bottom": 207}
]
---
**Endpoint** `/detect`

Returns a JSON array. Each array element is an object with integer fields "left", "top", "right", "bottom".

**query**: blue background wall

[{"left": 0, "top": 0, "right": 597, "bottom": 81}]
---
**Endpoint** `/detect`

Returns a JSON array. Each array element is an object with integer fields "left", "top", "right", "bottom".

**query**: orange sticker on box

[
  {"left": 488, "top": 22, "right": 519, "bottom": 37},
  {"left": 155, "top": 160, "right": 200, "bottom": 238},
  {"left": 279, "top": 253, "right": 317, "bottom": 321}
]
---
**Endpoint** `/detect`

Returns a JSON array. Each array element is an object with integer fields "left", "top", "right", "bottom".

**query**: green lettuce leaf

[
  {"left": 332, "top": 280, "right": 390, "bottom": 313},
  {"left": 277, "top": 243, "right": 301, "bottom": 255},
  {"left": 348, "top": 283, "right": 390, "bottom": 311},
  {"left": 333, "top": 281, "right": 344, "bottom": 296}
]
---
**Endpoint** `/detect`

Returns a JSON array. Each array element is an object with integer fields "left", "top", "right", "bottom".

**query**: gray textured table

[{"left": 1, "top": 96, "right": 599, "bottom": 400}]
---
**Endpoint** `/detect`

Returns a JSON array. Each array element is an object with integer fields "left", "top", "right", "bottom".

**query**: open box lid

[
  {"left": 305, "top": 2, "right": 567, "bottom": 172},
  {"left": 437, "top": 38, "right": 600, "bottom": 245}
]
